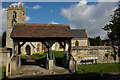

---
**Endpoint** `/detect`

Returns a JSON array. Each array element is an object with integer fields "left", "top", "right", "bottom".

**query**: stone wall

[
  {"left": 0, "top": 48, "right": 10, "bottom": 67},
  {"left": 72, "top": 46, "right": 119, "bottom": 64}
]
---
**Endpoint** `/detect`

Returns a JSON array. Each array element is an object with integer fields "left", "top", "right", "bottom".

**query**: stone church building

[{"left": 6, "top": 3, "right": 89, "bottom": 55}]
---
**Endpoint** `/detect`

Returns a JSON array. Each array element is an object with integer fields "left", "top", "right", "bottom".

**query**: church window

[
  {"left": 75, "top": 41, "right": 79, "bottom": 46},
  {"left": 37, "top": 43, "right": 40, "bottom": 52}
]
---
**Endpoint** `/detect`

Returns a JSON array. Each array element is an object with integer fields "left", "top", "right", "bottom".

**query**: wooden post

[
  {"left": 12, "top": 40, "right": 15, "bottom": 54},
  {"left": 49, "top": 46, "right": 52, "bottom": 60},
  {"left": 18, "top": 42, "right": 21, "bottom": 54},
  {"left": 63, "top": 42, "right": 66, "bottom": 54},
  {"left": 68, "top": 40, "right": 72, "bottom": 61},
  {"left": 9, "top": 61, "right": 12, "bottom": 75}
]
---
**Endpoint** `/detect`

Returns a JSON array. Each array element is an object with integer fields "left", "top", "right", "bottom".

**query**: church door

[{"left": 26, "top": 45, "right": 31, "bottom": 55}]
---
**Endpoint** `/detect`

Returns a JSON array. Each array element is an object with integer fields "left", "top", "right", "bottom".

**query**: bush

[
  {"left": 20, "top": 54, "right": 27, "bottom": 59},
  {"left": 0, "top": 66, "right": 6, "bottom": 79}
]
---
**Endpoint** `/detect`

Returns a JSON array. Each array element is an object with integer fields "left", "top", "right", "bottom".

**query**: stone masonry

[
  {"left": 72, "top": 46, "right": 119, "bottom": 64},
  {"left": 6, "top": 4, "right": 26, "bottom": 48}
]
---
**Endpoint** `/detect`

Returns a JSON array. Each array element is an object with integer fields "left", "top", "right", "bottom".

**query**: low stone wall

[
  {"left": 72, "top": 46, "right": 119, "bottom": 64},
  {"left": 0, "top": 48, "right": 10, "bottom": 67}
]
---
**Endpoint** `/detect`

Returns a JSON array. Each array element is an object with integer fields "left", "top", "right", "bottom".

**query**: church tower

[{"left": 6, "top": 3, "right": 26, "bottom": 48}]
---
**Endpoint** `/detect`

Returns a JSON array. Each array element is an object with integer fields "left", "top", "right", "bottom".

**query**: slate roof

[
  {"left": 11, "top": 23, "right": 73, "bottom": 38},
  {"left": 71, "top": 29, "right": 88, "bottom": 39}
]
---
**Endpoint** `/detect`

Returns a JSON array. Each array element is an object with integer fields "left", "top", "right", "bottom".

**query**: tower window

[{"left": 13, "top": 11, "right": 17, "bottom": 19}]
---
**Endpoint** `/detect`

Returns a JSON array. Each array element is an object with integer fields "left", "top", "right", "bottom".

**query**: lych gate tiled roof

[
  {"left": 11, "top": 23, "right": 73, "bottom": 38},
  {"left": 71, "top": 29, "right": 88, "bottom": 39}
]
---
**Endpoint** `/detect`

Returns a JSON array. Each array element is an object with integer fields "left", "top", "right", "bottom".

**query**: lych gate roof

[
  {"left": 11, "top": 23, "right": 73, "bottom": 38},
  {"left": 71, "top": 29, "right": 88, "bottom": 39}
]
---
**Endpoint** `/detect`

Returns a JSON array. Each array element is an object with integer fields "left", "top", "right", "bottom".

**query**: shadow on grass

[{"left": 4, "top": 73, "right": 120, "bottom": 80}]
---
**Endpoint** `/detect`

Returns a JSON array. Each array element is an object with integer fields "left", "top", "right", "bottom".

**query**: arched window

[
  {"left": 75, "top": 41, "right": 79, "bottom": 46},
  {"left": 26, "top": 45, "right": 31, "bottom": 55},
  {"left": 13, "top": 11, "right": 17, "bottom": 19},
  {"left": 37, "top": 43, "right": 40, "bottom": 52}
]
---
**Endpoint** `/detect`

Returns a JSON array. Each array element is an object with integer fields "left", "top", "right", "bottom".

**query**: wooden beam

[{"left": 20, "top": 42, "right": 26, "bottom": 47}]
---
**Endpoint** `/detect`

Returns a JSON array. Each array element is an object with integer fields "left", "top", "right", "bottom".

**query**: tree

[
  {"left": 89, "top": 36, "right": 102, "bottom": 46},
  {"left": 103, "top": 3, "right": 120, "bottom": 45},
  {"left": 103, "top": 2, "right": 120, "bottom": 63}
]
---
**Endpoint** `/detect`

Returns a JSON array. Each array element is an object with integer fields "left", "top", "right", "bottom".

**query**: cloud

[
  {"left": 61, "top": 1, "right": 117, "bottom": 39},
  {"left": 50, "top": 9, "right": 53, "bottom": 13},
  {"left": 26, "top": 16, "right": 31, "bottom": 21},
  {"left": 51, "top": 21, "right": 59, "bottom": 24},
  {"left": 77, "top": 0, "right": 87, "bottom": 6},
  {"left": 0, "top": 6, "right": 7, "bottom": 36},
  {"left": 32, "top": 5, "right": 41, "bottom": 9},
  {"left": 10, "top": 2, "right": 24, "bottom": 7},
  {"left": 98, "top": 0, "right": 119, "bottom": 2}
]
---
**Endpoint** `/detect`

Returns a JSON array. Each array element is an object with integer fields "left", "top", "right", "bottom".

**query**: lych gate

[{"left": 6, "top": 23, "right": 77, "bottom": 77}]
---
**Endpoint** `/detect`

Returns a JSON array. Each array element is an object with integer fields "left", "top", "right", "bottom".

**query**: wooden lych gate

[{"left": 6, "top": 23, "right": 77, "bottom": 77}]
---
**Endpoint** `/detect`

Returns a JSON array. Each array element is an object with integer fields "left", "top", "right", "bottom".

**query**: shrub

[
  {"left": 20, "top": 54, "right": 27, "bottom": 59},
  {"left": 0, "top": 66, "right": 6, "bottom": 79}
]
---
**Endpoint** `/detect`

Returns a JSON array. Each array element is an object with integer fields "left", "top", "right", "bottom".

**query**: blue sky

[
  {"left": 1, "top": 0, "right": 119, "bottom": 39},
  {"left": 2, "top": 2, "right": 79, "bottom": 24}
]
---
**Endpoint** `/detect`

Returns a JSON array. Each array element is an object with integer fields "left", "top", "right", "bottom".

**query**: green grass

[
  {"left": 52, "top": 51, "right": 65, "bottom": 58},
  {"left": 0, "top": 66, "right": 6, "bottom": 79},
  {"left": 32, "top": 52, "right": 47, "bottom": 59},
  {"left": 31, "top": 51, "right": 65, "bottom": 59},
  {"left": 77, "top": 63, "right": 120, "bottom": 73}
]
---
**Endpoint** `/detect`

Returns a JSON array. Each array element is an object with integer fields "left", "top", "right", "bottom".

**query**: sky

[{"left": 0, "top": 0, "right": 119, "bottom": 39}]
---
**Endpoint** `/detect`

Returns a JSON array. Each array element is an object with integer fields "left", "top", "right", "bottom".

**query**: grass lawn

[
  {"left": 77, "top": 63, "right": 120, "bottom": 73},
  {"left": 31, "top": 51, "right": 65, "bottom": 59},
  {"left": 52, "top": 51, "right": 65, "bottom": 58},
  {"left": 32, "top": 52, "right": 47, "bottom": 59}
]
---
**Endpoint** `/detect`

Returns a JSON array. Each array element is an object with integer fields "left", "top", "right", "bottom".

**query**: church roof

[
  {"left": 11, "top": 23, "right": 73, "bottom": 39},
  {"left": 71, "top": 29, "right": 88, "bottom": 39}
]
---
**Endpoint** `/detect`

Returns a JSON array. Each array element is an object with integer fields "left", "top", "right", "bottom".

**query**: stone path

[
  {"left": 9, "top": 65, "right": 55, "bottom": 78},
  {"left": 9, "top": 65, "right": 70, "bottom": 79},
  {"left": 53, "top": 66, "right": 69, "bottom": 74},
  {"left": 8, "top": 55, "right": 70, "bottom": 79}
]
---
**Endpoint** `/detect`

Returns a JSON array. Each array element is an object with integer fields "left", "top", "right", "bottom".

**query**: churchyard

[{"left": 1, "top": 51, "right": 120, "bottom": 80}]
